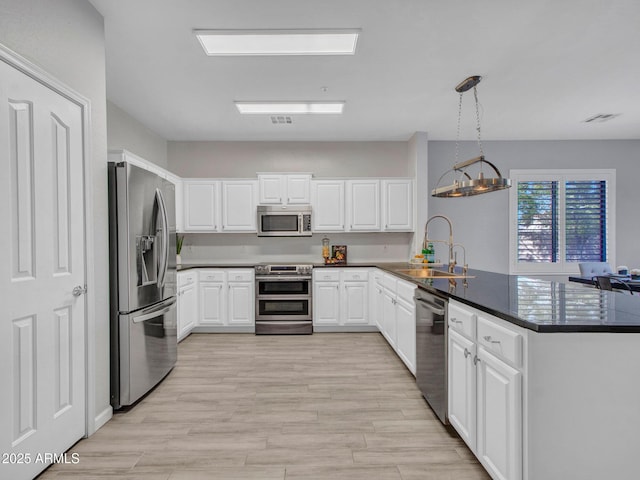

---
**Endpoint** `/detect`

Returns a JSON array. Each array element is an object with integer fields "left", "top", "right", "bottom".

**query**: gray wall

[
  {"left": 107, "top": 100, "right": 168, "bottom": 168},
  {"left": 170, "top": 140, "right": 415, "bottom": 263},
  {"left": 168, "top": 141, "right": 409, "bottom": 178},
  {"left": 427, "top": 140, "right": 640, "bottom": 274},
  {"left": 0, "top": 0, "right": 110, "bottom": 431}
]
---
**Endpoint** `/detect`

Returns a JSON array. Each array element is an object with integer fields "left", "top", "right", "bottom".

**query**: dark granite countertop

[
  {"left": 177, "top": 261, "right": 640, "bottom": 333},
  {"left": 374, "top": 263, "right": 640, "bottom": 333}
]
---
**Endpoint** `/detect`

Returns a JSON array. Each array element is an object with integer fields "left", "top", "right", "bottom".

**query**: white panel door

[
  {"left": 0, "top": 59, "right": 86, "bottom": 479},
  {"left": 258, "top": 174, "right": 285, "bottom": 204},
  {"left": 347, "top": 179, "right": 380, "bottom": 231},
  {"left": 477, "top": 347, "right": 522, "bottom": 480},
  {"left": 382, "top": 179, "right": 413, "bottom": 231},
  {"left": 184, "top": 181, "right": 219, "bottom": 231},
  {"left": 382, "top": 289, "right": 397, "bottom": 348},
  {"left": 311, "top": 180, "right": 345, "bottom": 231},
  {"left": 448, "top": 329, "right": 477, "bottom": 451},
  {"left": 199, "top": 283, "right": 225, "bottom": 326},
  {"left": 342, "top": 282, "right": 369, "bottom": 325},
  {"left": 227, "top": 282, "right": 254, "bottom": 326},
  {"left": 395, "top": 298, "right": 416, "bottom": 375},
  {"left": 221, "top": 180, "right": 257, "bottom": 231},
  {"left": 313, "top": 281, "right": 340, "bottom": 326},
  {"left": 286, "top": 174, "right": 311, "bottom": 204},
  {"left": 177, "top": 283, "right": 197, "bottom": 341}
]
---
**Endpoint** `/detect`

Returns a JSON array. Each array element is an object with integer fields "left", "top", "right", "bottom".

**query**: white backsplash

[{"left": 181, "top": 232, "right": 414, "bottom": 265}]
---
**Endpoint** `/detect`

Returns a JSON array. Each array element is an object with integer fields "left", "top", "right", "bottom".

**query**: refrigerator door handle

[
  {"left": 155, "top": 188, "right": 170, "bottom": 288},
  {"left": 132, "top": 298, "right": 176, "bottom": 323}
]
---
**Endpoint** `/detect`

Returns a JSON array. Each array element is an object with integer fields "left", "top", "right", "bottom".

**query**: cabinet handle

[
  {"left": 451, "top": 318, "right": 462, "bottom": 324},
  {"left": 473, "top": 355, "right": 481, "bottom": 366},
  {"left": 483, "top": 335, "right": 501, "bottom": 344},
  {"left": 463, "top": 348, "right": 471, "bottom": 358}
]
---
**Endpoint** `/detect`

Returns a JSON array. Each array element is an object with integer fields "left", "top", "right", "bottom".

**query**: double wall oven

[{"left": 255, "top": 264, "right": 313, "bottom": 334}]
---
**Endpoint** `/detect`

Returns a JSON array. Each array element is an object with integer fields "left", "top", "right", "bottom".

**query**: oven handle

[
  {"left": 255, "top": 275, "right": 312, "bottom": 281},
  {"left": 256, "top": 294, "right": 312, "bottom": 300}
]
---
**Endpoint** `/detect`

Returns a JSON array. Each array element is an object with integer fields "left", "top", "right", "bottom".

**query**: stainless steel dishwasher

[{"left": 415, "top": 288, "right": 448, "bottom": 424}]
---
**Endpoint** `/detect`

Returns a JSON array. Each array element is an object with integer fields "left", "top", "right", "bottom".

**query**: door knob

[{"left": 72, "top": 285, "right": 87, "bottom": 297}]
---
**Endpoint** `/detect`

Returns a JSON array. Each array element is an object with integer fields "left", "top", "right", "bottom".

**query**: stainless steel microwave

[{"left": 257, "top": 205, "right": 312, "bottom": 237}]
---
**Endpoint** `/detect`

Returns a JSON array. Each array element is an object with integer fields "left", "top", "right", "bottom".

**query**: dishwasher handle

[{"left": 415, "top": 296, "right": 446, "bottom": 315}]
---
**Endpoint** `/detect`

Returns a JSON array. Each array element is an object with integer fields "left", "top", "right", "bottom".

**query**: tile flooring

[{"left": 39, "top": 333, "right": 489, "bottom": 479}]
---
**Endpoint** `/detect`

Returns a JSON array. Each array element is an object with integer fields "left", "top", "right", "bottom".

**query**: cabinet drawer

[
  {"left": 448, "top": 302, "right": 476, "bottom": 339},
  {"left": 343, "top": 269, "right": 369, "bottom": 282},
  {"left": 382, "top": 273, "right": 397, "bottom": 291},
  {"left": 315, "top": 269, "right": 340, "bottom": 282},
  {"left": 396, "top": 279, "right": 416, "bottom": 303},
  {"left": 177, "top": 271, "right": 197, "bottom": 287},
  {"left": 477, "top": 315, "right": 523, "bottom": 367},
  {"left": 198, "top": 270, "right": 225, "bottom": 282},
  {"left": 227, "top": 269, "right": 253, "bottom": 282}
]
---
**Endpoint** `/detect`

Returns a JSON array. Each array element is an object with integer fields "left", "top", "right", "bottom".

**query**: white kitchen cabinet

[
  {"left": 375, "top": 271, "right": 417, "bottom": 375},
  {"left": 311, "top": 180, "right": 345, "bottom": 231},
  {"left": 371, "top": 271, "right": 385, "bottom": 332},
  {"left": 166, "top": 173, "right": 184, "bottom": 233},
  {"left": 382, "top": 179, "right": 413, "bottom": 231},
  {"left": 448, "top": 328, "right": 477, "bottom": 449},
  {"left": 313, "top": 268, "right": 373, "bottom": 330},
  {"left": 346, "top": 179, "right": 380, "bottom": 231},
  {"left": 184, "top": 180, "right": 220, "bottom": 231},
  {"left": 177, "top": 271, "right": 198, "bottom": 342},
  {"left": 447, "top": 300, "right": 523, "bottom": 480},
  {"left": 395, "top": 294, "right": 416, "bottom": 375},
  {"left": 196, "top": 269, "right": 255, "bottom": 331},
  {"left": 477, "top": 346, "right": 522, "bottom": 480},
  {"left": 227, "top": 271, "right": 254, "bottom": 326},
  {"left": 221, "top": 180, "right": 258, "bottom": 231},
  {"left": 258, "top": 174, "right": 311, "bottom": 205}
]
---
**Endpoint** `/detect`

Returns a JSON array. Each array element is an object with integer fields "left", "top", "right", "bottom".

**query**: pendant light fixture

[{"left": 431, "top": 75, "right": 511, "bottom": 198}]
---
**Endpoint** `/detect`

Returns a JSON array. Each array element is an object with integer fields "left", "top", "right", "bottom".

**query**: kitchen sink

[{"left": 395, "top": 268, "right": 474, "bottom": 279}]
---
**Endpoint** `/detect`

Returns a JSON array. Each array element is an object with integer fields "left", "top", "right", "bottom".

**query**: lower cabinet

[
  {"left": 313, "top": 268, "right": 373, "bottom": 330},
  {"left": 447, "top": 300, "right": 523, "bottom": 480},
  {"left": 375, "top": 270, "right": 416, "bottom": 375},
  {"left": 177, "top": 270, "right": 198, "bottom": 342}
]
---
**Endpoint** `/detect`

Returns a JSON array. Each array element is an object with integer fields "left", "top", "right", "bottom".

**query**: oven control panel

[{"left": 255, "top": 264, "right": 313, "bottom": 276}]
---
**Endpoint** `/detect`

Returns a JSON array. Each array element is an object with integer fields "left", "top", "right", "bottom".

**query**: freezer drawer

[{"left": 111, "top": 298, "right": 177, "bottom": 409}]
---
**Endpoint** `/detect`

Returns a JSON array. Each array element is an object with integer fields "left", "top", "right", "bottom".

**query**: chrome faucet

[{"left": 424, "top": 215, "right": 455, "bottom": 273}]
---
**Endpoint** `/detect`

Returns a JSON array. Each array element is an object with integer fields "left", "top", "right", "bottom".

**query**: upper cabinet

[
  {"left": 221, "top": 180, "right": 258, "bottom": 231},
  {"left": 184, "top": 180, "right": 220, "bottom": 232},
  {"left": 258, "top": 174, "right": 311, "bottom": 205},
  {"left": 311, "top": 180, "right": 345, "bottom": 232},
  {"left": 382, "top": 179, "right": 413, "bottom": 231},
  {"left": 347, "top": 179, "right": 381, "bottom": 231}
]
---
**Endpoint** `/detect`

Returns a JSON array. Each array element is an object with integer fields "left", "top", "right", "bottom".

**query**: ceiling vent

[
  {"left": 583, "top": 113, "right": 620, "bottom": 123},
  {"left": 271, "top": 116, "right": 293, "bottom": 124}
]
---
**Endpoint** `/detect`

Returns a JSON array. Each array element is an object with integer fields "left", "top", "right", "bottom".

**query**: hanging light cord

[
  {"left": 454, "top": 92, "right": 463, "bottom": 165},
  {"left": 473, "top": 85, "right": 485, "bottom": 171}
]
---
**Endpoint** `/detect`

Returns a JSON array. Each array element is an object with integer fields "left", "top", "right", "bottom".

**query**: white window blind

[{"left": 509, "top": 170, "right": 615, "bottom": 275}]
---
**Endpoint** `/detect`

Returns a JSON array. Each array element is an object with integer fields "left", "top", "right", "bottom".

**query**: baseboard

[
  {"left": 93, "top": 406, "right": 113, "bottom": 434},
  {"left": 313, "top": 326, "right": 379, "bottom": 333},
  {"left": 191, "top": 326, "right": 255, "bottom": 333}
]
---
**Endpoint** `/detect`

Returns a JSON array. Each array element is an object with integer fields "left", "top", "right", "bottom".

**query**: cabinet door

[
  {"left": 227, "top": 281, "right": 254, "bottom": 326},
  {"left": 382, "top": 289, "right": 397, "bottom": 348},
  {"left": 199, "top": 282, "right": 225, "bottom": 325},
  {"left": 221, "top": 180, "right": 257, "bottom": 231},
  {"left": 342, "top": 281, "right": 369, "bottom": 325},
  {"left": 258, "top": 174, "right": 285, "bottom": 204},
  {"left": 311, "top": 180, "right": 345, "bottom": 231},
  {"left": 347, "top": 180, "right": 380, "bottom": 231},
  {"left": 184, "top": 181, "right": 219, "bottom": 231},
  {"left": 286, "top": 174, "right": 311, "bottom": 204},
  {"left": 448, "top": 329, "right": 477, "bottom": 450},
  {"left": 382, "top": 179, "right": 413, "bottom": 231},
  {"left": 476, "top": 347, "right": 522, "bottom": 480},
  {"left": 178, "top": 283, "right": 197, "bottom": 341},
  {"left": 373, "top": 283, "right": 384, "bottom": 331},
  {"left": 313, "top": 281, "right": 340, "bottom": 325},
  {"left": 395, "top": 297, "right": 416, "bottom": 375}
]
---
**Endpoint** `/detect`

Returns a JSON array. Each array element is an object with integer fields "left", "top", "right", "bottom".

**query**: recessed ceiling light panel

[
  {"left": 235, "top": 102, "right": 345, "bottom": 114},
  {"left": 194, "top": 29, "right": 360, "bottom": 56}
]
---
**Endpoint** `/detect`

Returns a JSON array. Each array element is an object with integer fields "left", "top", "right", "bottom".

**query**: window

[{"left": 509, "top": 170, "right": 615, "bottom": 274}]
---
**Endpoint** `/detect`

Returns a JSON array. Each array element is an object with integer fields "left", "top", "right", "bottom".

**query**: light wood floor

[{"left": 39, "top": 333, "right": 489, "bottom": 479}]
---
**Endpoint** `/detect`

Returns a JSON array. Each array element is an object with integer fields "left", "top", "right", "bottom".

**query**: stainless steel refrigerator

[{"left": 108, "top": 161, "right": 177, "bottom": 409}]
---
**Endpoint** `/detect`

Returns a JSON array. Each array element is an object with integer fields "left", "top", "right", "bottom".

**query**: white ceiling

[{"left": 89, "top": 0, "right": 640, "bottom": 142}]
